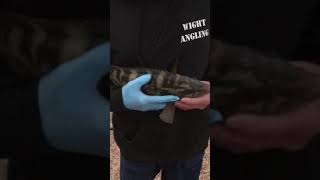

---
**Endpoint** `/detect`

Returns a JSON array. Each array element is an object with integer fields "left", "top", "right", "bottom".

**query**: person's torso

[
  {"left": 111, "top": 0, "right": 211, "bottom": 161},
  {"left": 111, "top": 0, "right": 210, "bottom": 78}
]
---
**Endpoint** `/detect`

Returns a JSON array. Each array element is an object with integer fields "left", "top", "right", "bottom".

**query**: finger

[
  {"left": 200, "top": 81, "right": 210, "bottom": 85},
  {"left": 225, "top": 114, "right": 261, "bottom": 133},
  {"left": 180, "top": 97, "right": 202, "bottom": 105},
  {"left": 290, "top": 61, "right": 320, "bottom": 74},
  {"left": 146, "top": 95, "right": 180, "bottom": 103},
  {"left": 76, "top": 42, "right": 109, "bottom": 71},
  {"left": 225, "top": 114, "right": 289, "bottom": 136},
  {"left": 130, "top": 74, "right": 152, "bottom": 88},
  {"left": 211, "top": 125, "right": 260, "bottom": 153},
  {"left": 175, "top": 98, "right": 208, "bottom": 110},
  {"left": 224, "top": 112, "right": 320, "bottom": 152},
  {"left": 45, "top": 43, "right": 110, "bottom": 82},
  {"left": 174, "top": 101, "right": 194, "bottom": 111},
  {"left": 211, "top": 125, "right": 274, "bottom": 153},
  {"left": 180, "top": 93, "right": 210, "bottom": 106}
]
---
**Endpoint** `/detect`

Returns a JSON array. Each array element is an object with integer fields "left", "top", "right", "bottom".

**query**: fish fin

[{"left": 159, "top": 103, "right": 175, "bottom": 124}]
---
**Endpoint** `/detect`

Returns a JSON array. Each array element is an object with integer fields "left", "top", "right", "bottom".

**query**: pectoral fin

[
  {"left": 159, "top": 103, "right": 175, "bottom": 124},
  {"left": 159, "top": 60, "right": 178, "bottom": 124}
]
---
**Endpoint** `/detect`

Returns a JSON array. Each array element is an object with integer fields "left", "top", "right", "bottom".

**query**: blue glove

[
  {"left": 122, "top": 74, "right": 179, "bottom": 111},
  {"left": 38, "top": 42, "right": 109, "bottom": 157},
  {"left": 209, "top": 109, "right": 223, "bottom": 125}
]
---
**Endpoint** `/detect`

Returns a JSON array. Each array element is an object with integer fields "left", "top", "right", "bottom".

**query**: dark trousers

[{"left": 120, "top": 152, "right": 204, "bottom": 180}]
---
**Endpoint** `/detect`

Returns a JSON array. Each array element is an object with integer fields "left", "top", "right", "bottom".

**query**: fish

[
  {"left": 0, "top": 12, "right": 108, "bottom": 79},
  {"left": 110, "top": 65, "right": 210, "bottom": 124},
  {"left": 206, "top": 39, "right": 320, "bottom": 119}
]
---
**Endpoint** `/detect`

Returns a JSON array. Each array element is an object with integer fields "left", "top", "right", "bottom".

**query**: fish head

[{"left": 166, "top": 74, "right": 210, "bottom": 98}]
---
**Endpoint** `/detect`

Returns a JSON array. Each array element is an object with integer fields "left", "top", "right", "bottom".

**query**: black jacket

[
  {"left": 111, "top": 0, "right": 211, "bottom": 161},
  {"left": 212, "top": 1, "right": 320, "bottom": 180}
]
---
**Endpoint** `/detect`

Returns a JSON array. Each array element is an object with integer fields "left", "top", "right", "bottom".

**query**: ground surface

[
  {"left": 0, "top": 160, "right": 8, "bottom": 180},
  {"left": 110, "top": 117, "right": 210, "bottom": 180},
  {"left": 0, "top": 119, "right": 210, "bottom": 180}
]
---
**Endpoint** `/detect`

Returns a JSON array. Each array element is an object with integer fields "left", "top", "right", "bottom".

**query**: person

[
  {"left": 110, "top": 0, "right": 211, "bottom": 179},
  {"left": 0, "top": 1, "right": 110, "bottom": 179},
  {"left": 210, "top": 1, "right": 320, "bottom": 180}
]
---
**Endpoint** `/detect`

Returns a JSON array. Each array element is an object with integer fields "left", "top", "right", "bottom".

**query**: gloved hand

[
  {"left": 38, "top": 42, "right": 109, "bottom": 158},
  {"left": 122, "top": 74, "right": 179, "bottom": 111}
]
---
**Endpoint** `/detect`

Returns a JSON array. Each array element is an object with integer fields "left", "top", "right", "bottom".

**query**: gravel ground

[
  {"left": 110, "top": 117, "right": 210, "bottom": 180},
  {"left": 0, "top": 159, "right": 8, "bottom": 180}
]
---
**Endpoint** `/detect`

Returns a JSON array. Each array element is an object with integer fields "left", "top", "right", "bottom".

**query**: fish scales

[
  {"left": 110, "top": 65, "right": 210, "bottom": 98},
  {"left": 110, "top": 65, "right": 210, "bottom": 124}
]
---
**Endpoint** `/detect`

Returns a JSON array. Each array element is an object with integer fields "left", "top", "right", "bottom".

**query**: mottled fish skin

[
  {"left": 110, "top": 65, "right": 210, "bottom": 98},
  {"left": 0, "top": 12, "right": 108, "bottom": 79},
  {"left": 207, "top": 39, "right": 320, "bottom": 118},
  {"left": 110, "top": 65, "right": 210, "bottom": 124}
]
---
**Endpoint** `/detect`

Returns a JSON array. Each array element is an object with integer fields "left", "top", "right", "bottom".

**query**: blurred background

[{"left": 0, "top": 0, "right": 109, "bottom": 179}]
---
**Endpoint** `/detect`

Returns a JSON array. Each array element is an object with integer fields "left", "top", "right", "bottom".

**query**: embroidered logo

[{"left": 181, "top": 19, "right": 209, "bottom": 43}]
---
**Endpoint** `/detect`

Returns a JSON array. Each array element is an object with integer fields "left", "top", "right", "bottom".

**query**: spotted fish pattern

[
  {"left": 111, "top": 65, "right": 209, "bottom": 97},
  {"left": 110, "top": 65, "right": 210, "bottom": 124},
  {"left": 0, "top": 12, "right": 108, "bottom": 79},
  {"left": 207, "top": 39, "right": 320, "bottom": 119}
]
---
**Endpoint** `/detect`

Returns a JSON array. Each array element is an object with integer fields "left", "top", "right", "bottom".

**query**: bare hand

[
  {"left": 211, "top": 61, "right": 320, "bottom": 154},
  {"left": 175, "top": 81, "right": 210, "bottom": 111}
]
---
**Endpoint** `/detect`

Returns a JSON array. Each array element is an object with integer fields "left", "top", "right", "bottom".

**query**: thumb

[
  {"left": 81, "top": 42, "right": 110, "bottom": 76},
  {"left": 70, "top": 43, "right": 110, "bottom": 85},
  {"left": 65, "top": 42, "right": 109, "bottom": 76},
  {"left": 131, "top": 74, "right": 152, "bottom": 88}
]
